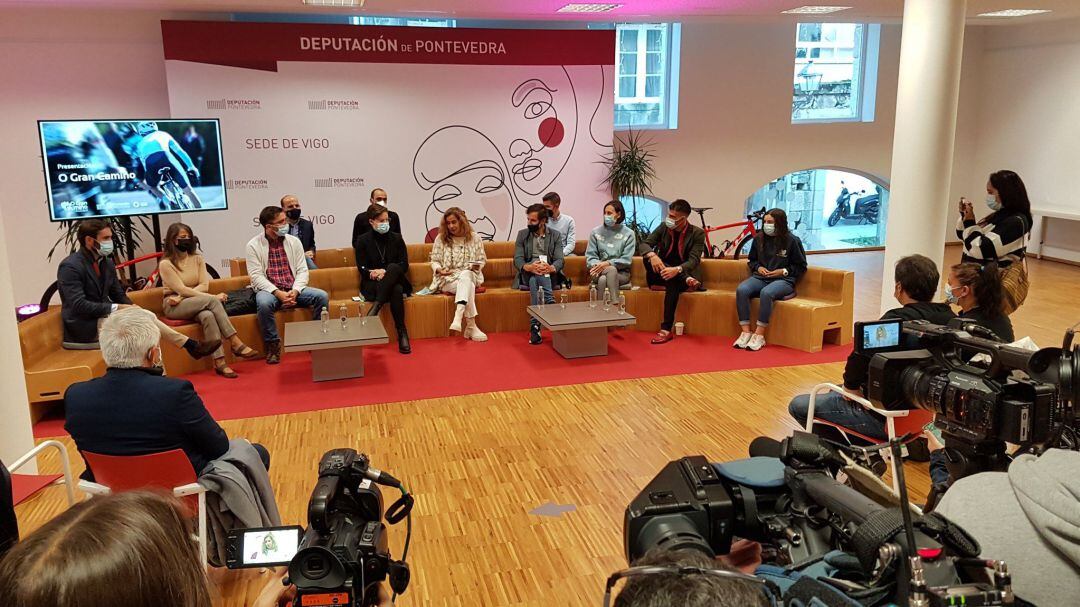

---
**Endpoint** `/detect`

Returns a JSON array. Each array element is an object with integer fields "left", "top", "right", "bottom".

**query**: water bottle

[
  {"left": 339, "top": 304, "right": 348, "bottom": 330},
  {"left": 602, "top": 287, "right": 612, "bottom": 312},
  {"left": 559, "top": 290, "right": 568, "bottom": 309},
  {"left": 589, "top": 284, "right": 598, "bottom": 309},
  {"left": 537, "top": 286, "right": 545, "bottom": 310},
  {"left": 320, "top": 308, "right": 330, "bottom": 333},
  {"left": 618, "top": 293, "right": 627, "bottom": 315},
  {"left": 358, "top": 295, "right": 367, "bottom": 326}
]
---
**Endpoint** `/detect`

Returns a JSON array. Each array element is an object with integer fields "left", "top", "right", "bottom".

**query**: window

[
  {"left": 744, "top": 168, "right": 889, "bottom": 251},
  {"left": 351, "top": 16, "right": 456, "bottom": 27},
  {"left": 792, "top": 23, "right": 880, "bottom": 123},
  {"left": 619, "top": 194, "right": 666, "bottom": 232},
  {"left": 615, "top": 23, "right": 681, "bottom": 130}
]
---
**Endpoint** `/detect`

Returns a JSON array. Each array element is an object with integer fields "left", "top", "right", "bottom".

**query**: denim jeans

[
  {"left": 736, "top": 276, "right": 794, "bottom": 326},
  {"left": 304, "top": 256, "right": 318, "bottom": 270},
  {"left": 255, "top": 287, "right": 329, "bottom": 343},
  {"left": 788, "top": 391, "right": 887, "bottom": 443},
  {"left": 528, "top": 274, "right": 555, "bottom": 329}
]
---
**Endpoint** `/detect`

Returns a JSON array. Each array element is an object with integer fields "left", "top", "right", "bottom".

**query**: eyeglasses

[{"left": 602, "top": 565, "right": 776, "bottom": 607}]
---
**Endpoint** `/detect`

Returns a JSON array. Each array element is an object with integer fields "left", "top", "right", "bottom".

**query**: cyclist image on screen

[{"left": 133, "top": 121, "right": 203, "bottom": 210}]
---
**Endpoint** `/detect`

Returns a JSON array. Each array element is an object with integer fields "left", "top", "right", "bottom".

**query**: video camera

[
  {"left": 857, "top": 318, "right": 1080, "bottom": 480},
  {"left": 624, "top": 432, "right": 1016, "bottom": 606},
  {"left": 226, "top": 449, "right": 413, "bottom": 607}
]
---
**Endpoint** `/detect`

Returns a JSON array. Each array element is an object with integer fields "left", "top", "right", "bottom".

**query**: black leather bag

[{"left": 222, "top": 287, "right": 257, "bottom": 316}]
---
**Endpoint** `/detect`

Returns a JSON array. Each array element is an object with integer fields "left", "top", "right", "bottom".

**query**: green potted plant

[{"left": 600, "top": 129, "right": 658, "bottom": 244}]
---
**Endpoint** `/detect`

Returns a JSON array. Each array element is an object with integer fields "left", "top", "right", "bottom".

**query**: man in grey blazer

[{"left": 513, "top": 204, "right": 564, "bottom": 345}]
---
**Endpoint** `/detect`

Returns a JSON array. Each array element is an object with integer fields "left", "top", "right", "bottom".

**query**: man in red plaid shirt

[{"left": 245, "top": 206, "right": 329, "bottom": 364}]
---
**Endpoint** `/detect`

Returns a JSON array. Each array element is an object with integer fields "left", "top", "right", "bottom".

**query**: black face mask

[
  {"left": 285, "top": 208, "right": 302, "bottom": 221},
  {"left": 176, "top": 240, "right": 196, "bottom": 253},
  {"left": 527, "top": 223, "right": 541, "bottom": 234}
]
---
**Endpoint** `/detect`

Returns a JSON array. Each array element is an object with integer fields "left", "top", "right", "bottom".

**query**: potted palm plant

[{"left": 600, "top": 129, "right": 658, "bottom": 244}]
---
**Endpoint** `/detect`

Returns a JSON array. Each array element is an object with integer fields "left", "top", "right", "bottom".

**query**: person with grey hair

[
  {"left": 63, "top": 308, "right": 270, "bottom": 482},
  {"left": 610, "top": 549, "right": 770, "bottom": 607}
]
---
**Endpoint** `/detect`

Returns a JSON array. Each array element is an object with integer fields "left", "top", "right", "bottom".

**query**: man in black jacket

[
  {"left": 787, "top": 254, "right": 955, "bottom": 444},
  {"left": 281, "top": 194, "right": 317, "bottom": 269},
  {"left": 640, "top": 199, "right": 706, "bottom": 345},
  {"left": 63, "top": 307, "right": 268, "bottom": 481},
  {"left": 352, "top": 188, "right": 402, "bottom": 248},
  {"left": 56, "top": 219, "right": 218, "bottom": 359}
]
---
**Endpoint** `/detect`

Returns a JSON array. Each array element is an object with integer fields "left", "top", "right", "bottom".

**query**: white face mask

[
  {"left": 664, "top": 217, "right": 677, "bottom": 229},
  {"left": 944, "top": 284, "right": 958, "bottom": 304},
  {"left": 985, "top": 194, "right": 1002, "bottom": 211},
  {"left": 763, "top": 224, "right": 776, "bottom": 236}
]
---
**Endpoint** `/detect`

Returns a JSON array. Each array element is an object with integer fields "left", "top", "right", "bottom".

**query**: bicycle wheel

[{"left": 732, "top": 235, "right": 755, "bottom": 260}]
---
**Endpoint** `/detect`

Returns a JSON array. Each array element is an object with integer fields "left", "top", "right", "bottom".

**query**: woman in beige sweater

[
  {"left": 427, "top": 207, "right": 487, "bottom": 341},
  {"left": 158, "top": 223, "right": 259, "bottom": 377}
]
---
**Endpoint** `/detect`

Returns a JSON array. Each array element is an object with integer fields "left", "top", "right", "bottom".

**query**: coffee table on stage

[
  {"left": 526, "top": 301, "right": 636, "bottom": 359},
  {"left": 283, "top": 318, "right": 389, "bottom": 382}
]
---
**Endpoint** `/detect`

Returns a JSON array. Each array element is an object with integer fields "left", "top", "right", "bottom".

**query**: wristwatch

[{"left": 782, "top": 268, "right": 789, "bottom": 277}]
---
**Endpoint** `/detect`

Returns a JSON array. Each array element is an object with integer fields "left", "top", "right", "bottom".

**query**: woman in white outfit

[{"left": 428, "top": 207, "right": 488, "bottom": 341}]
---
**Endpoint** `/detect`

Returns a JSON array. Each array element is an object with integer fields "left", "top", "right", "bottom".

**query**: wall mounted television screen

[{"left": 39, "top": 119, "right": 227, "bottom": 221}]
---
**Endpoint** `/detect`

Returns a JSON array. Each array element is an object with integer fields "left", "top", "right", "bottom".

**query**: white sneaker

[
  {"left": 733, "top": 332, "right": 753, "bottom": 349},
  {"left": 746, "top": 334, "right": 766, "bottom": 351},
  {"left": 449, "top": 306, "right": 465, "bottom": 333},
  {"left": 464, "top": 318, "right": 488, "bottom": 342}
]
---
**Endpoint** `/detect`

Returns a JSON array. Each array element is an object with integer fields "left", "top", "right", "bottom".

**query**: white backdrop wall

[{"left": 2, "top": 7, "right": 1049, "bottom": 309}]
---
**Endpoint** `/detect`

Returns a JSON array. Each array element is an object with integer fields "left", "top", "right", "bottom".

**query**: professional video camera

[
  {"left": 225, "top": 449, "right": 413, "bottom": 607},
  {"left": 624, "top": 433, "right": 1017, "bottom": 606},
  {"left": 857, "top": 318, "right": 1080, "bottom": 481}
]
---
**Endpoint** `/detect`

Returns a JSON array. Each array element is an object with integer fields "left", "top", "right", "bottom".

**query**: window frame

[
  {"left": 614, "top": 22, "right": 681, "bottom": 131},
  {"left": 791, "top": 23, "right": 880, "bottom": 125}
]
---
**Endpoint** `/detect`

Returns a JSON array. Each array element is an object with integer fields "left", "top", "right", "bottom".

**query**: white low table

[
  {"left": 526, "top": 301, "right": 636, "bottom": 359},
  {"left": 283, "top": 318, "right": 388, "bottom": 382},
  {"left": 1031, "top": 207, "right": 1080, "bottom": 259}
]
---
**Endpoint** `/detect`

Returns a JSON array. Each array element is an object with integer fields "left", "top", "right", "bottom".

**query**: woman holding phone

[{"left": 428, "top": 207, "right": 488, "bottom": 342}]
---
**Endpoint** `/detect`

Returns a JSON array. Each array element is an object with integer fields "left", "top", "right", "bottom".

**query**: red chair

[
  {"left": 76, "top": 449, "right": 208, "bottom": 567},
  {"left": 803, "top": 382, "right": 932, "bottom": 498},
  {"left": 7, "top": 440, "right": 76, "bottom": 507}
]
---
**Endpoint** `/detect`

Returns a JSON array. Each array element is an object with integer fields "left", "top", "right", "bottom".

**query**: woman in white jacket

[{"left": 428, "top": 207, "right": 488, "bottom": 341}]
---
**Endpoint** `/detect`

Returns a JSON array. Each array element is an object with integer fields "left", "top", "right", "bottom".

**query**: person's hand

[
  {"left": 251, "top": 573, "right": 296, "bottom": 607},
  {"left": 660, "top": 266, "right": 680, "bottom": 280},
  {"left": 166, "top": 295, "right": 182, "bottom": 307},
  {"left": 533, "top": 262, "right": 550, "bottom": 276},
  {"left": 376, "top": 584, "right": 393, "bottom": 607},
  {"left": 436, "top": 268, "right": 453, "bottom": 277},
  {"left": 216, "top": 292, "right": 228, "bottom": 303},
  {"left": 923, "top": 428, "right": 945, "bottom": 452},
  {"left": 960, "top": 197, "right": 975, "bottom": 221},
  {"left": 589, "top": 261, "right": 609, "bottom": 277},
  {"left": 757, "top": 266, "right": 770, "bottom": 276},
  {"left": 274, "top": 290, "right": 289, "bottom": 303},
  {"left": 305, "top": 250, "right": 315, "bottom": 259},
  {"left": 648, "top": 253, "right": 664, "bottom": 273},
  {"left": 717, "top": 539, "right": 763, "bottom": 574}
]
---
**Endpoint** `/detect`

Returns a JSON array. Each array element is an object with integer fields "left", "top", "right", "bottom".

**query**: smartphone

[
  {"left": 923, "top": 421, "right": 944, "bottom": 444},
  {"left": 224, "top": 525, "right": 304, "bottom": 569}
]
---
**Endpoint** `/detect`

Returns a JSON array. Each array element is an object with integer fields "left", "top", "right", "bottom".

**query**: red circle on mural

[{"left": 538, "top": 117, "right": 564, "bottom": 148}]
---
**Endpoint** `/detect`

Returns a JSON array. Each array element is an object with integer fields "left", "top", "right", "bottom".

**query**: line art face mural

[{"left": 162, "top": 21, "right": 614, "bottom": 265}]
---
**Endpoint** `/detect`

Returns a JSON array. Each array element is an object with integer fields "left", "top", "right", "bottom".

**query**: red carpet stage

[{"left": 33, "top": 332, "right": 851, "bottom": 437}]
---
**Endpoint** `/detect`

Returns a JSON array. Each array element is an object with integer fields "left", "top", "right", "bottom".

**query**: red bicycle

[{"left": 693, "top": 206, "right": 767, "bottom": 259}]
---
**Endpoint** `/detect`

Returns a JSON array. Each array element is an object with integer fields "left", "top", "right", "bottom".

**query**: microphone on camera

[
  {"left": 748, "top": 436, "right": 783, "bottom": 458},
  {"left": 363, "top": 466, "right": 403, "bottom": 490}
]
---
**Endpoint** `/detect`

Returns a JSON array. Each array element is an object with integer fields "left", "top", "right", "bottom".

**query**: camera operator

[
  {"left": 931, "top": 448, "right": 1080, "bottom": 606},
  {"left": 788, "top": 255, "right": 955, "bottom": 452},
  {"left": 611, "top": 549, "right": 770, "bottom": 607}
]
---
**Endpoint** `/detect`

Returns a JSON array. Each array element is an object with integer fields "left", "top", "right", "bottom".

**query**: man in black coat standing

[
  {"left": 63, "top": 307, "right": 269, "bottom": 481},
  {"left": 352, "top": 187, "right": 402, "bottom": 248},
  {"left": 281, "top": 194, "right": 318, "bottom": 269}
]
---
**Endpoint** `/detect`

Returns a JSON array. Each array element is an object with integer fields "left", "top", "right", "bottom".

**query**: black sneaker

[{"left": 529, "top": 323, "right": 542, "bottom": 345}]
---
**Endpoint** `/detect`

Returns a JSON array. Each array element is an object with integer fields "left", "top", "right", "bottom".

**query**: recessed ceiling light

[
  {"left": 781, "top": 5, "right": 852, "bottom": 14},
  {"left": 303, "top": 0, "right": 363, "bottom": 7},
  {"left": 557, "top": 3, "right": 622, "bottom": 13},
  {"left": 977, "top": 9, "right": 1052, "bottom": 17}
]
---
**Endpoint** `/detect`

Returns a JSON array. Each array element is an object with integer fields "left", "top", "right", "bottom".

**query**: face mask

[
  {"left": 985, "top": 194, "right": 1002, "bottom": 211},
  {"left": 374, "top": 222, "right": 390, "bottom": 234},
  {"left": 603, "top": 215, "right": 616, "bottom": 227},
  {"left": 285, "top": 208, "right": 302, "bottom": 221},
  {"left": 148, "top": 348, "right": 165, "bottom": 374},
  {"left": 944, "top": 284, "right": 958, "bottom": 304},
  {"left": 664, "top": 218, "right": 677, "bottom": 229},
  {"left": 528, "top": 223, "right": 541, "bottom": 234},
  {"left": 176, "top": 240, "right": 195, "bottom": 254},
  {"left": 276, "top": 225, "right": 289, "bottom": 237},
  {"left": 97, "top": 239, "right": 114, "bottom": 257},
  {"left": 763, "top": 224, "right": 776, "bottom": 236}
]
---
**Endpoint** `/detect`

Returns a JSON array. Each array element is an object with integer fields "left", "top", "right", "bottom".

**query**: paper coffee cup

[{"left": 674, "top": 322, "right": 685, "bottom": 336}]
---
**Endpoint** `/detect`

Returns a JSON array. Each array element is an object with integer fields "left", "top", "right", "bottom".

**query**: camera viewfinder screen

[
  {"left": 862, "top": 321, "right": 901, "bottom": 351},
  {"left": 242, "top": 528, "right": 301, "bottom": 566},
  {"left": 39, "top": 119, "right": 227, "bottom": 221}
]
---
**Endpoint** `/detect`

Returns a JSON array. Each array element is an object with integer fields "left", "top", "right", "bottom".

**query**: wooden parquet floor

[{"left": 13, "top": 251, "right": 1080, "bottom": 607}]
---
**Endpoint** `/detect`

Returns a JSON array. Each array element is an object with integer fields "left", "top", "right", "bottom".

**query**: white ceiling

[{"left": 1, "top": 0, "right": 1078, "bottom": 23}]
